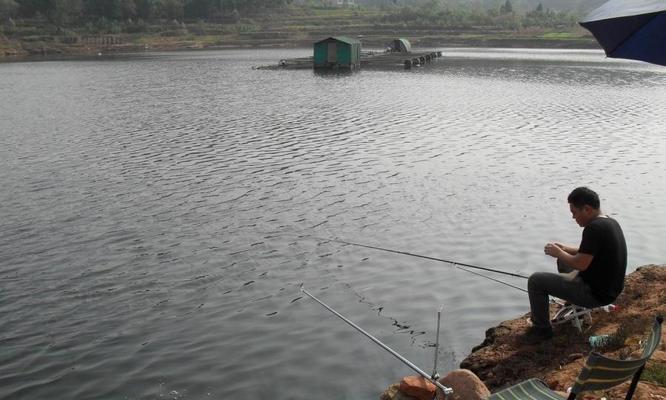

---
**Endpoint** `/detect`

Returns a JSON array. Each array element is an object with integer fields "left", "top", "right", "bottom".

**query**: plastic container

[{"left": 589, "top": 334, "right": 611, "bottom": 348}]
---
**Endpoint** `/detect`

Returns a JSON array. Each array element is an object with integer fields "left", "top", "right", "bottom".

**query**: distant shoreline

[{"left": 0, "top": 35, "right": 600, "bottom": 63}]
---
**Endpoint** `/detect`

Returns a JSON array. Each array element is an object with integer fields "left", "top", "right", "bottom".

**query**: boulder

[
  {"left": 399, "top": 376, "right": 436, "bottom": 400},
  {"left": 379, "top": 383, "right": 419, "bottom": 400},
  {"left": 436, "top": 369, "right": 490, "bottom": 400}
]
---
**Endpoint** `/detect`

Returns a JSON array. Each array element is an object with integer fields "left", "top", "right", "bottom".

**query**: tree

[
  {"left": 116, "top": 0, "right": 136, "bottom": 18},
  {"left": 156, "top": 0, "right": 183, "bottom": 20},
  {"left": 536, "top": 2, "right": 543, "bottom": 13},
  {"left": 50, "top": 0, "right": 81, "bottom": 25},
  {"left": 83, "top": 0, "right": 113, "bottom": 18},
  {"left": 184, "top": 0, "right": 211, "bottom": 19},
  {"left": 0, "top": 0, "right": 19, "bottom": 18},
  {"left": 16, "top": 0, "right": 50, "bottom": 17},
  {"left": 499, "top": 0, "right": 512, "bottom": 14},
  {"left": 2, "top": 16, "right": 17, "bottom": 34},
  {"left": 135, "top": 0, "right": 154, "bottom": 19}
]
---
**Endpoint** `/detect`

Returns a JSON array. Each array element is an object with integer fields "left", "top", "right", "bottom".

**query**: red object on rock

[{"left": 399, "top": 375, "right": 436, "bottom": 400}]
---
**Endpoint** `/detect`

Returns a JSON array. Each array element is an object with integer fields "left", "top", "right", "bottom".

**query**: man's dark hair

[{"left": 568, "top": 187, "right": 600, "bottom": 209}]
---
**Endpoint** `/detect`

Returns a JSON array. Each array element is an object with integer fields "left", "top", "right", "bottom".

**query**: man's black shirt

[{"left": 578, "top": 216, "right": 627, "bottom": 304}]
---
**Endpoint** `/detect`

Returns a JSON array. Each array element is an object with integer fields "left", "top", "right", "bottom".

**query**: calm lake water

[{"left": 1, "top": 48, "right": 665, "bottom": 400}]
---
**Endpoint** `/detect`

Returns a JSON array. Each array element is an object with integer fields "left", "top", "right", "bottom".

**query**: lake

[{"left": 1, "top": 48, "right": 665, "bottom": 399}]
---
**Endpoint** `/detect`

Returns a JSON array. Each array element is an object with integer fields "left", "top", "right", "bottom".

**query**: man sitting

[{"left": 524, "top": 187, "right": 627, "bottom": 342}]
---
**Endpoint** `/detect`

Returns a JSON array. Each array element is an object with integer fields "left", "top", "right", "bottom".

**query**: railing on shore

[
  {"left": 80, "top": 36, "right": 123, "bottom": 45},
  {"left": 54, "top": 35, "right": 123, "bottom": 45}
]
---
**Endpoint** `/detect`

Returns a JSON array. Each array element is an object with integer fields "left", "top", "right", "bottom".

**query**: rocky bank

[{"left": 381, "top": 265, "right": 666, "bottom": 400}]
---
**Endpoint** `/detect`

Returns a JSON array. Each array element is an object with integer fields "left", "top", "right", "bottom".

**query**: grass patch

[
  {"left": 540, "top": 32, "right": 578, "bottom": 39},
  {"left": 642, "top": 362, "right": 666, "bottom": 386}
]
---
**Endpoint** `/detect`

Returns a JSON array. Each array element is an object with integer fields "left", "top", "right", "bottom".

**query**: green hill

[{"left": 0, "top": 1, "right": 599, "bottom": 58}]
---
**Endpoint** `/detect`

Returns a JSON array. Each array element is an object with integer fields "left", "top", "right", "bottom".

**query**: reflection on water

[{"left": 0, "top": 48, "right": 665, "bottom": 399}]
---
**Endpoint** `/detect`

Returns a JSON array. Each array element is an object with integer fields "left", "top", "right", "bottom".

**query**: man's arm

[
  {"left": 554, "top": 242, "right": 579, "bottom": 255},
  {"left": 545, "top": 242, "right": 593, "bottom": 271}
]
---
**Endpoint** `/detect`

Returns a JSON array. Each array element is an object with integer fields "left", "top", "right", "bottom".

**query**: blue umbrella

[{"left": 580, "top": 0, "right": 666, "bottom": 66}]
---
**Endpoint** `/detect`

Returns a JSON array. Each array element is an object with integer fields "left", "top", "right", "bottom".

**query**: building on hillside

[{"left": 313, "top": 36, "right": 362, "bottom": 70}]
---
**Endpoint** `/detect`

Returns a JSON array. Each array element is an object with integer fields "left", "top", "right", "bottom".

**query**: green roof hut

[{"left": 313, "top": 36, "right": 361, "bottom": 70}]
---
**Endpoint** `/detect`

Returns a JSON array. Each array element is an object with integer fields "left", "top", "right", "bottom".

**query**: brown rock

[
  {"left": 399, "top": 376, "right": 436, "bottom": 400},
  {"left": 379, "top": 383, "right": 419, "bottom": 400},
  {"left": 436, "top": 369, "right": 490, "bottom": 400}
]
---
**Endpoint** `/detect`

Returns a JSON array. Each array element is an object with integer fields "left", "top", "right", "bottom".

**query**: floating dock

[{"left": 256, "top": 50, "right": 442, "bottom": 71}]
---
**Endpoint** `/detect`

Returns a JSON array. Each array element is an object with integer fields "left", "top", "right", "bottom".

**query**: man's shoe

[{"left": 519, "top": 326, "right": 554, "bottom": 345}]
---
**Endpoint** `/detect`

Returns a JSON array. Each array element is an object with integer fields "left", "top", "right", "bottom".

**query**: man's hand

[
  {"left": 544, "top": 242, "right": 564, "bottom": 258},
  {"left": 553, "top": 242, "right": 578, "bottom": 255},
  {"left": 544, "top": 242, "right": 593, "bottom": 271}
]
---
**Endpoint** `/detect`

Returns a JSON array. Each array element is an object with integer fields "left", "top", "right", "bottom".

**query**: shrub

[{"left": 642, "top": 362, "right": 666, "bottom": 386}]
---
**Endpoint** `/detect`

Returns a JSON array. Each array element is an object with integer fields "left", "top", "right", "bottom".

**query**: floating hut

[
  {"left": 313, "top": 36, "right": 362, "bottom": 70},
  {"left": 256, "top": 37, "right": 441, "bottom": 71},
  {"left": 390, "top": 38, "right": 411, "bottom": 53}
]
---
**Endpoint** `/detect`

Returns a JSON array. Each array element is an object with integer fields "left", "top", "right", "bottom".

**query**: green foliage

[
  {"left": 500, "top": 0, "right": 513, "bottom": 14},
  {"left": 4, "top": 0, "right": 582, "bottom": 34},
  {"left": 379, "top": 5, "right": 496, "bottom": 28},
  {"left": 135, "top": 0, "right": 154, "bottom": 20},
  {"left": 45, "top": 0, "right": 81, "bottom": 27},
  {"left": 0, "top": 0, "right": 19, "bottom": 18},
  {"left": 1, "top": 16, "right": 16, "bottom": 34},
  {"left": 183, "top": 0, "right": 209, "bottom": 19},
  {"left": 234, "top": 22, "right": 257, "bottom": 33},
  {"left": 540, "top": 31, "right": 576, "bottom": 39},
  {"left": 229, "top": 8, "right": 239, "bottom": 23},
  {"left": 524, "top": 5, "right": 576, "bottom": 28},
  {"left": 116, "top": 0, "right": 137, "bottom": 19},
  {"left": 157, "top": 0, "right": 183, "bottom": 20},
  {"left": 124, "top": 17, "right": 149, "bottom": 32},
  {"left": 16, "top": 0, "right": 49, "bottom": 17},
  {"left": 642, "top": 362, "right": 666, "bottom": 386}
]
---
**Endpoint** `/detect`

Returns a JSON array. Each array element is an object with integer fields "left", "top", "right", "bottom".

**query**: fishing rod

[
  {"left": 456, "top": 265, "right": 528, "bottom": 293},
  {"left": 300, "top": 285, "right": 454, "bottom": 398},
  {"left": 310, "top": 236, "right": 529, "bottom": 280},
  {"left": 309, "top": 235, "right": 563, "bottom": 298}
]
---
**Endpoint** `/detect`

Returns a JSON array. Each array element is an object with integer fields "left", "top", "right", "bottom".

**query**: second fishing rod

[{"left": 308, "top": 235, "right": 530, "bottom": 293}]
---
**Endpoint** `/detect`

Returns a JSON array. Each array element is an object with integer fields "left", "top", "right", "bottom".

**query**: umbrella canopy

[{"left": 580, "top": 0, "right": 666, "bottom": 66}]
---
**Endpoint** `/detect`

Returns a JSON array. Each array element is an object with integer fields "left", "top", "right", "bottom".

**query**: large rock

[
  {"left": 379, "top": 383, "right": 419, "bottom": 400},
  {"left": 399, "top": 376, "right": 436, "bottom": 400},
  {"left": 436, "top": 369, "right": 490, "bottom": 400}
]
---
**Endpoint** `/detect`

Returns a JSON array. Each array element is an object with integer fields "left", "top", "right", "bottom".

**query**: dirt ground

[{"left": 460, "top": 264, "right": 666, "bottom": 400}]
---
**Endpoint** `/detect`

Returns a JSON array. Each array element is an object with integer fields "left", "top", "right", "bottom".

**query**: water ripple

[{"left": 1, "top": 48, "right": 665, "bottom": 399}]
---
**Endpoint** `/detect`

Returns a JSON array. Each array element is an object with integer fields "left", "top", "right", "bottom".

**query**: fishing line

[
  {"left": 305, "top": 235, "right": 571, "bottom": 299},
  {"left": 286, "top": 231, "right": 435, "bottom": 344},
  {"left": 308, "top": 235, "right": 530, "bottom": 280},
  {"left": 300, "top": 285, "right": 454, "bottom": 397},
  {"left": 456, "top": 266, "right": 528, "bottom": 293}
]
